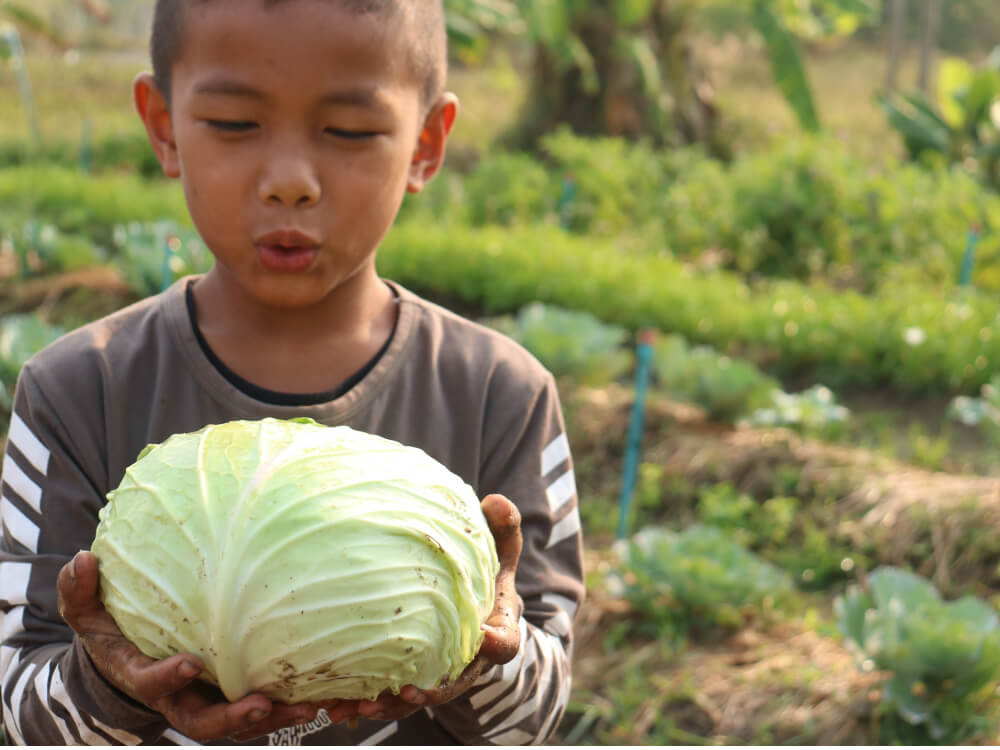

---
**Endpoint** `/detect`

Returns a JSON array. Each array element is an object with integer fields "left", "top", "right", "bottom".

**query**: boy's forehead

[
  {"left": 178, "top": 0, "right": 423, "bottom": 93},
  {"left": 184, "top": 0, "right": 414, "bottom": 47},
  {"left": 186, "top": 0, "right": 407, "bottom": 39}
]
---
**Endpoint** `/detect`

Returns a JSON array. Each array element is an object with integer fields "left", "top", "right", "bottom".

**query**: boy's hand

[
  {"left": 349, "top": 493, "right": 524, "bottom": 722},
  {"left": 57, "top": 551, "right": 337, "bottom": 742}
]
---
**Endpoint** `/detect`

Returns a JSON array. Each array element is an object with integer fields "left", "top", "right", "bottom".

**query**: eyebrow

[{"left": 192, "top": 78, "right": 388, "bottom": 110}]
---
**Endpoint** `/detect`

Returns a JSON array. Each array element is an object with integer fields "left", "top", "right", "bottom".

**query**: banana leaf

[
  {"left": 877, "top": 91, "right": 952, "bottom": 157},
  {"left": 937, "top": 57, "right": 975, "bottom": 128},
  {"left": 964, "top": 71, "right": 1000, "bottom": 137},
  {"left": 614, "top": 0, "right": 656, "bottom": 29},
  {"left": 751, "top": 0, "right": 820, "bottom": 133}
]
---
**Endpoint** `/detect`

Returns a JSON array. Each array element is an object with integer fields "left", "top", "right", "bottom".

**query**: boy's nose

[{"left": 259, "top": 158, "right": 321, "bottom": 208}]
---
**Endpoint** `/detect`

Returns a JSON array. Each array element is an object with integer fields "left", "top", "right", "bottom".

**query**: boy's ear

[
  {"left": 134, "top": 73, "right": 181, "bottom": 179},
  {"left": 407, "top": 93, "right": 459, "bottom": 194}
]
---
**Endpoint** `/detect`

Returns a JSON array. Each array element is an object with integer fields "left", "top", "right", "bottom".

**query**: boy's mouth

[{"left": 255, "top": 229, "right": 320, "bottom": 273}]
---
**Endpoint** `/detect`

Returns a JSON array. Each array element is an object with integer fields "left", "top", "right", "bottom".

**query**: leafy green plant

[
  {"left": 743, "top": 385, "right": 851, "bottom": 435},
  {"left": 693, "top": 484, "right": 858, "bottom": 588},
  {"left": 769, "top": 518, "right": 859, "bottom": 590},
  {"left": 0, "top": 167, "right": 190, "bottom": 246},
  {"left": 382, "top": 219, "right": 1000, "bottom": 396},
  {"left": 405, "top": 132, "right": 1000, "bottom": 292},
  {"left": 879, "top": 48, "right": 1000, "bottom": 188},
  {"left": 483, "top": 303, "right": 634, "bottom": 386},
  {"left": 696, "top": 483, "right": 798, "bottom": 548},
  {"left": 836, "top": 567, "right": 1000, "bottom": 743},
  {"left": 948, "top": 376, "right": 1000, "bottom": 443},
  {"left": 0, "top": 314, "right": 66, "bottom": 420},
  {"left": 610, "top": 524, "right": 792, "bottom": 639},
  {"left": 94, "top": 418, "right": 500, "bottom": 702},
  {"left": 652, "top": 334, "right": 777, "bottom": 422},
  {"left": 0, "top": 131, "right": 162, "bottom": 177},
  {"left": 2, "top": 220, "right": 103, "bottom": 276},
  {"left": 112, "top": 221, "right": 213, "bottom": 297}
]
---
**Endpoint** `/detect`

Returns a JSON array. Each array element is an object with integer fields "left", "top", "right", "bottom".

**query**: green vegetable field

[{"left": 3, "top": 0, "right": 1000, "bottom": 745}]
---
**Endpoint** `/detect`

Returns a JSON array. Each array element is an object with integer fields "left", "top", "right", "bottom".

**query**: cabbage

[{"left": 91, "top": 418, "right": 499, "bottom": 702}]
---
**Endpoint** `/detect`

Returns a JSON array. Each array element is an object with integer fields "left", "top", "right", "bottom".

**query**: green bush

[
  {"left": 836, "top": 567, "right": 1000, "bottom": 743},
  {"left": 0, "top": 167, "right": 190, "bottom": 245},
  {"left": 538, "top": 128, "right": 702, "bottom": 238},
  {"left": 2, "top": 221, "right": 105, "bottom": 276},
  {"left": 379, "top": 221, "right": 1000, "bottom": 396},
  {"left": 112, "top": 221, "right": 214, "bottom": 297},
  {"left": 610, "top": 524, "right": 792, "bottom": 639},
  {"left": 483, "top": 303, "right": 634, "bottom": 386},
  {"left": 652, "top": 334, "right": 778, "bottom": 421},
  {"left": 0, "top": 132, "right": 162, "bottom": 178},
  {"left": 694, "top": 483, "right": 862, "bottom": 589},
  {"left": 402, "top": 132, "right": 1000, "bottom": 292},
  {"left": 684, "top": 137, "right": 994, "bottom": 290}
]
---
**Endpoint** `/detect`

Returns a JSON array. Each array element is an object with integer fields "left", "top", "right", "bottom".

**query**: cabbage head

[{"left": 91, "top": 418, "right": 499, "bottom": 702}]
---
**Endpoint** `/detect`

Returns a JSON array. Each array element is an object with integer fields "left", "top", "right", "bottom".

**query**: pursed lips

[{"left": 255, "top": 229, "right": 321, "bottom": 272}]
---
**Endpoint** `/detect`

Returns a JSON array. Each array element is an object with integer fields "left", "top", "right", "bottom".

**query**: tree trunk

[
  {"left": 507, "top": 0, "right": 723, "bottom": 155},
  {"left": 886, "top": 0, "right": 906, "bottom": 91},
  {"left": 918, "top": 0, "right": 941, "bottom": 94}
]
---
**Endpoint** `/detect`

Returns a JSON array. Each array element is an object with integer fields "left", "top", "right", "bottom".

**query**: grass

[
  {"left": 0, "top": 41, "right": 526, "bottom": 161},
  {"left": 0, "top": 35, "right": 970, "bottom": 162},
  {"left": 0, "top": 49, "right": 144, "bottom": 144}
]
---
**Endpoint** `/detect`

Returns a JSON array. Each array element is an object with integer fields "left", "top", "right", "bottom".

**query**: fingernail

[
  {"left": 178, "top": 661, "right": 200, "bottom": 678},
  {"left": 248, "top": 709, "right": 269, "bottom": 723},
  {"left": 70, "top": 553, "right": 79, "bottom": 583}
]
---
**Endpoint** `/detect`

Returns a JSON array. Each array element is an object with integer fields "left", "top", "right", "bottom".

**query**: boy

[{"left": 0, "top": 0, "right": 584, "bottom": 745}]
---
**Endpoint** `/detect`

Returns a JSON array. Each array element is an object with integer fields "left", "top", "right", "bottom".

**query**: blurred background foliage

[{"left": 3, "top": 0, "right": 1000, "bottom": 745}]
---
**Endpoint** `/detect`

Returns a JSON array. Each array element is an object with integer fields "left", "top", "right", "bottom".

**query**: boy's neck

[{"left": 189, "top": 268, "right": 398, "bottom": 395}]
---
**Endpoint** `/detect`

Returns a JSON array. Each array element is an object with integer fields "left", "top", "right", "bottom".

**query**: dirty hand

[
  {"left": 345, "top": 493, "right": 524, "bottom": 723},
  {"left": 57, "top": 551, "right": 340, "bottom": 742}
]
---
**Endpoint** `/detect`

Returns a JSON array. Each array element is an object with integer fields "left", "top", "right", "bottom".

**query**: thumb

[{"left": 57, "top": 551, "right": 103, "bottom": 624}]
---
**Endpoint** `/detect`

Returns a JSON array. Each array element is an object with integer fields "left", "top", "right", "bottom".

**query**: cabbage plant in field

[
  {"left": 836, "top": 567, "right": 1000, "bottom": 742},
  {"left": 91, "top": 419, "right": 499, "bottom": 702}
]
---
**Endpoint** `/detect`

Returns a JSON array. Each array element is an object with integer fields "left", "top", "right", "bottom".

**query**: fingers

[
  {"left": 317, "top": 700, "right": 362, "bottom": 725},
  {"left": 56, "top": 554, "right": 344, "bottom": 742},
  {"left": 355, "top": 690, "right": 424, "bottom": 722},
  {"left": 480, "top": 495, "right": 523, "bottom": 665},
  {"left": 167, "top": 689, "right": 279, "bottom": 742},
  {"left": 57, "top": 551, "right": 206, "bottom": 705},
  {"left": 481, "top": 494, "right": 523, "bottom": 572},
  {"left": 57, "top": 551, "right": 113, "bottom": 630},
  {"left": 421, "top": 657, "right": 491, "bottom": 705}
]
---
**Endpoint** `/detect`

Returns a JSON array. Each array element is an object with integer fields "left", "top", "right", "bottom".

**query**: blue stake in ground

[
  {"left": 161, "top": 234, "right": 180, "bottom": 293},
  {"left": 4, "top": 26, "right": 42, "bottom": 149},
  {"left": 618, "top": 328, "right": 657, "bottom": 540},
  {"left": 958, "top": 225, "right": 981, "bottom": 288}
]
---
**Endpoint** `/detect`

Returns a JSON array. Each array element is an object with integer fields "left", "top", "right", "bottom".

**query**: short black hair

[{"left": 150, "top": 0, "right": 447, "bottom": 109}]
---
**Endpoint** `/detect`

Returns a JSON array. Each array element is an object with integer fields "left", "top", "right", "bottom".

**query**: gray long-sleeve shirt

[{"left": 0, "top": 278, "right": 584, "bottom": 745}]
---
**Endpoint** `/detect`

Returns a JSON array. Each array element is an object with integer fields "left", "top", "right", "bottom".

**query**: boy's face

[{"left": 136, "top": 0, "right": 455, "bottom": 310}]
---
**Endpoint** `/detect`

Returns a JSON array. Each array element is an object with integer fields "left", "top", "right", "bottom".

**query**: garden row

[
  {"left": 7, "top": 129, "right": 997, "bottom": 292},
  {"left": 406, "top": 131, "right": 998, "bottom": 293},
  {"left": 1, "top": 167, "right": 998, "bottom": 396}
]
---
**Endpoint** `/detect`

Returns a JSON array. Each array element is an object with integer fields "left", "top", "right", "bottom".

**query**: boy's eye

[
  {"left": 325, "top": 128, "right": 377, "bottom": 140},
  {"left": 206, "top": 120, "right": 257, "bottom": 132}
]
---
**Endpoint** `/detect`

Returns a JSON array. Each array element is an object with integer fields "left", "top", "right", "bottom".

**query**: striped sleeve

[
  {"left": 430, "top": 374, "right": 584, "bottom": 745},
  {"left": 1, "top": 364, "right": 168, "bottom": 745}
]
